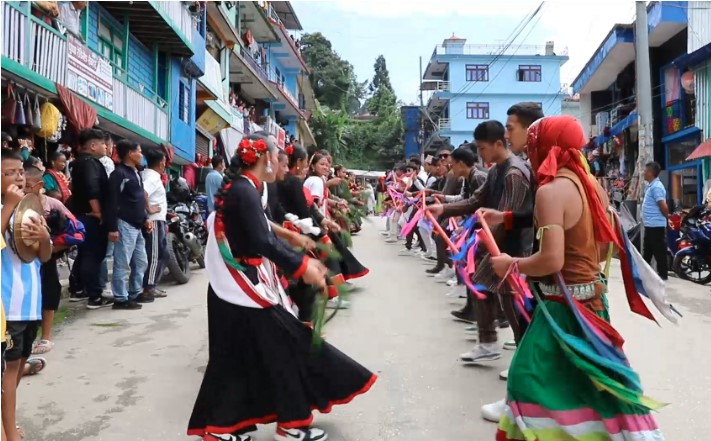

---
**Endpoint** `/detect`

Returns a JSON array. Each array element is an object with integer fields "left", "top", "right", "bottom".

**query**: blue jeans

[
  {"left": 112, "top": 220, "right": 148, "bottom": 303},
  {"left": 98, "top": 242, "right": 114, "bottom": 290}
]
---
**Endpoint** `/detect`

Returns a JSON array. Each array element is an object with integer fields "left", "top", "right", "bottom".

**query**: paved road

[{"left": 17, "top": 218, "right": 711, "bottom": 440}]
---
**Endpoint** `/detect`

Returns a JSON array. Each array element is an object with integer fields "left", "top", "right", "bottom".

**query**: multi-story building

[
  {"left": 421, "top": 35, "right": 568, "bottom": 151},
  {"left": 2, "top": 1, "right": 203, "bottom": 164},
  {"left": 1, "top": 1, "right": 316, "bottom": 182}
]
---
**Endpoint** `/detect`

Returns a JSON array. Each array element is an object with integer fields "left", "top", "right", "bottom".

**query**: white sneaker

[
  {"left": 385, "top": 237, "right": 398, "bottom": 244},
  {"left": 274, "top": 427, "right": 328, "bottom": 441},
  {"left": 481, "top": 399, "right": 506, "bottom": 423},
  {"left": 326, "top": 298, "right": 350, "bottom": 309},
  {"left": 503, "top": 340, "right": 517, "bottom": 351},
  {"left": 445, "top": 277, "right": 459, "bottom": 287},
  {"left": 208, "top": 433, "right": 252, "bottom": 441},
  {"left": 499, "top": 369, "right": 508, "bottom": 380},
  {"left": 398, "top": 247, "right": 413, "bottom": 256},
  {"left": 380, "top": 231, "right": 390, "bottom": 237},
  {"left": 445, "top": 285, "right": 467, "bottom": 299},
  {"left": 460, "top": 343, "right": 501, "bottom": 363},
  {"left": 434, "top": 267, "right": 455, "bottom": 282}
]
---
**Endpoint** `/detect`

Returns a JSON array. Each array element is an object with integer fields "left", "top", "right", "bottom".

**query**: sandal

[
  {"left": 25, "top": 357, "right": 47, "bottom": 375},
  {"left": 31, "top": 339, "right": 54, "bottom": 355},
  {"left": 17, "top": 425, "right": 25, "bottom": 439}
]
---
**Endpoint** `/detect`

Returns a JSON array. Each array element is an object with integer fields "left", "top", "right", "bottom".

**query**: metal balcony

[
  {"left": 438, "top": 118, "right": 451, "bottom": 130},
  {"left": 421, "top": 80, "right": 451, "bottom": 92}
]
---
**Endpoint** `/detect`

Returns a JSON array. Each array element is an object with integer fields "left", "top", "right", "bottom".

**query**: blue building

[
  {"left": 1, "top": 1, "right": 201, "bottom": 163},
  {"left": 421, "top": 35, "right": 568, "bottom": 151}
]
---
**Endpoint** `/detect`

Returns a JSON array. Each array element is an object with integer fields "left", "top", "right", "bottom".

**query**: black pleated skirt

[
  {"left": 327, "top": 231, "right": 369, "bottom": 280},
  {"left": 187, "top": 287, "right": 377, "bottom": 437}
]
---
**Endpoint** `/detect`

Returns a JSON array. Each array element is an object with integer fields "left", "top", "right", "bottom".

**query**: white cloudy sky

[{"left": 294, "top": 0, "right": 640, "bottom": 103}]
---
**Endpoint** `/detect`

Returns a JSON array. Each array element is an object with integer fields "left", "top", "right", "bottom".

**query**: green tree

[
  {"left": 367, "top": 55, "right": 396, "bottom": 116},
  {"left": 300, "top": 33, "right": 357, "bottom": 112}
]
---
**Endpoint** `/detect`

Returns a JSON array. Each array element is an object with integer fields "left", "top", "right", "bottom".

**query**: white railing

[
  {"left": 434, "top": 43, "right": 568, "bottom": 57},
  {"left": 438, "top": 118, "right": 451, "bottom": 130},
  {"left": 3, "top": 3, "right": 27, "bottom": 65},
  {"left": 422, "top": 80, "right": 450, "bottom": 92},
  {"left": 31, "top": 20, "right": 67, "bottom": 85},
  {"left": 152, "top": 1, "right": 195, "bottom": 46},
  {"left": 112, "top": 78, "right": 169, "bottom": 140},
  {"left": 267, "top": 67, "right": 299, "bottom": 109}
]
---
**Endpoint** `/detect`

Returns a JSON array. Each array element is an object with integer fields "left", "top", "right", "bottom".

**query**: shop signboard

[
  {"left": 65, "top": 35, "right": 114, "bottom": 111},
  {"left": 277, "top": 126, "right": 286, "bottom": 148}
]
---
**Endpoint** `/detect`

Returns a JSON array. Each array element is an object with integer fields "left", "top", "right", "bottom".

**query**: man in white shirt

[
  {"left": 205, "top": 156, "right": 224, "bottom": 213},
  {"left": 141, "top": 149, "right": 168, "bottom": 299},
  {"left": 97, "top": 133, "right": 115, "bottom": 296}
]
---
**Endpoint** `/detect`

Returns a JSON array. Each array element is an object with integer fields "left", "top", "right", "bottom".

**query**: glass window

[
  {"left": 98, "top": 19, "right": 124, "bottom": 74},
  {"left": 668, "top": 137, "right": 699, "bottom": 167},
  {"left": 466, "top": 102, "right": 489, "bottom": 120},
  {"left": 670, "top": 166, "right": 699, "bottom": 209},
  {"left": 179, "top": 81, "right": 190, "bottom": 123},
  {"left": 517, "top": 65, "right": 542, "bottom": 82},
  {"left": 465, "top": 64, "right": 489, "bottom": 82}
]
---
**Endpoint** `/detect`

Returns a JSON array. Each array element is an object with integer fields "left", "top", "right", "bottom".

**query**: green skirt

[{"left": 496, "top": 300, "right": 664, "bottom": 441}]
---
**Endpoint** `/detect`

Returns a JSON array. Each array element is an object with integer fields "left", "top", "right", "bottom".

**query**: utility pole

[
  {"left": 635, "top": 0, "right": 654, "bottom": 215},
  {"left": 419, "top": 56, "right": 425, "bottom": 158}
]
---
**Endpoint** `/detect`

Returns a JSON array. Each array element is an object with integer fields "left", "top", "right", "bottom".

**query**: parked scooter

[{"left": 672, "top": 206, "right": 711, "bottom": 284}]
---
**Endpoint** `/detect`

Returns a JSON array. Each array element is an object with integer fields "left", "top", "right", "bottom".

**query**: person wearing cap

[{"left": 1, "top": 148, "right": 52, "bottom": 441}]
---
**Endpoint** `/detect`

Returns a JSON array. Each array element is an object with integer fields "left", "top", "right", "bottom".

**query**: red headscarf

[{"left": 526, "top": 115, "right": 619, "bottom": 247}]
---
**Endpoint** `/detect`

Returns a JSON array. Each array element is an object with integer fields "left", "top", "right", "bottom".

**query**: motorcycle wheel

[
  {"left": 167, "top": 232, "right": 192, "bottom": 284},
  {"left": 672, "top": 253, "right": 711, "bottom": 284}
]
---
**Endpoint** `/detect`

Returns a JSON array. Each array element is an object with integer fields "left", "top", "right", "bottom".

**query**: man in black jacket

[
  {"left": 68, "top": 129, "right": 114, "bottom": 309},
  {"left": 105, "top": 139, "right": 151, "bottom": 310}
]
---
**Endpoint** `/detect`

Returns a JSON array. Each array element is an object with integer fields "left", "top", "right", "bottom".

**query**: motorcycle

[
  {"left": 165, "top": 198, "right": 207, "bottom": 284},
  {"left": 672, "top": 205, "right": 711, "bottom": 284}
]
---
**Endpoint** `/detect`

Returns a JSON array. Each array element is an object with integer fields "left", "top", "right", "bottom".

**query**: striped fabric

[
  {"left": 1, "top": 231, "right": 42, "bottom": 322},
  {"left": 497, "top": 402, "right": 664, "bottom": 441}
]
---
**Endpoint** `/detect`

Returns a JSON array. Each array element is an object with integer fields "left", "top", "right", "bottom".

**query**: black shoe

[
  {"left": 426, "top": 265, "right": 444, "bottom": 274},
  {"left": 451, "top": 310, "right": 476, "bottom": 324},
  {"left": 69, "top": 291, "right": 89, "bottom": 302},
  {"left": 112, "top": 300, "right": 143, "bottom": 310},
  {"left": 86, "top": 297, "right": 114, "bottom": 310},
  {"left": 498, "top": 319, "right": 510, "bottom": 329},
  {"left": 135, "top": 293, "right": 155, "bottom": 303}
]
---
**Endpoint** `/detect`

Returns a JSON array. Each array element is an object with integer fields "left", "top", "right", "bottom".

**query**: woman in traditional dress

[
  {"left": 490, "top": 116, "right": 664, "bottom": 441},
  {"left": 305, "top": 153, "right": 369, "bottom": 283},
  {"left": 276, "top": 144, "right": 345, "bottom": 320},
  {"left": 187, "top": 136, "right": 377, "bottom": 441},
  {"left": 42, "top": 150, "right": 71, "bottom": 204}
]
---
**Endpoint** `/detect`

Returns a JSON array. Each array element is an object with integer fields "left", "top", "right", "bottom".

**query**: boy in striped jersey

[{"left": 1, "top": 149, "right": 52, "bottom": 441}]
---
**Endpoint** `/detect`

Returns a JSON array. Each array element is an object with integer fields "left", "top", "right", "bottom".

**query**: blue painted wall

[
  {"left": 402, "top": 106, "right": 421, "bottom": 158},
  {"left": 86, "top": 4, "right": 155, "bottom": 96},
  {"left": 434, "top": 54, "right": 566, "bottom": 147},
  {"left": 169, "top": 58, "right": 196, "bottom": 162}
]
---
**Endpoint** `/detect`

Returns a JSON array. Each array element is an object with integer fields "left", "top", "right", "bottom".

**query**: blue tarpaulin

[{"left": 595, "top": 112, "right": 638, "bottom": 146}]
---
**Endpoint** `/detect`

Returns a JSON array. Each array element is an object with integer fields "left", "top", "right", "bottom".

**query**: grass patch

[{"left": 53, "top": 304, "right": 72, "bottom": 326}]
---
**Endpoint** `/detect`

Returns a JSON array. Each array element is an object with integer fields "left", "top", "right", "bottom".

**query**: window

[
  {"left": 466, "top": 102, "right": 489, "bottom": 120},
  {"left": 178, "top": 80, "right": 190, "bottom": 123},
  {"left": 98, "top": 20, "right": 124, "bottom": 73},
  {"left": 465, "top": 64, "right": 489, "bottom": 82},
  {"left": 517, "top": 65, "right": 542, "bottom": 82}
]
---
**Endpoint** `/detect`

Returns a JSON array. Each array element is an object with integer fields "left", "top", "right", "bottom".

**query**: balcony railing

[
  {"left": 151, "top": 1, "right": 196, "bottom": 47},
  {"left": 239, "top": 46, "right": 270, "bottom": 83},
  {"left": 2, "top": 2, "right": 168, "bottom": 140},
  {"left": 3, "top": 2, "right": 67, "bottom": 85},
  {"left": 433, "top": 43, "right": 568, "bottom": 57},
  {"left": 438, "top": 118, "right": 451, "bottom": 130},
  {"left": 422, "top": 80, "right": 451, "bottom": 92}
]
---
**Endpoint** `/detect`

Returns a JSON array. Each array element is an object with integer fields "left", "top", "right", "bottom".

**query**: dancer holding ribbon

[
  {"left": 489, "top": 115, "right": 665, "bottom": 441},
  {"left": 187, "top": 136, "right": 376, "bottom": 441}
]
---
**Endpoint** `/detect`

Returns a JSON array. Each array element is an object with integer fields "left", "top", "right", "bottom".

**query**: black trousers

[
  {"left": 404, "top": 209, "right": 425, "bottom": 251},
  {"left": 643, "top": 226, "right": 668, "bottom": 280},
  {"left": 143, "top": 220, "right": 168, "bottom": 289},
  {"left": 70, "top": 215, "right": 108, "bottom": 300}
]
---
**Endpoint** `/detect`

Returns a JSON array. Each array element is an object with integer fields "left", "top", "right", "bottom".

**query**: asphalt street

[{"left": 16, "top": 218, "right": 711, "bottom": 440}]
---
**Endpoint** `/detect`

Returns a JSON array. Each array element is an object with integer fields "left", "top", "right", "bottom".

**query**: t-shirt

[
  {"left": 141, "top": 168, "right": 167, "bottom": 221},
  {"left": 205, "top": 170, "right": 223, "bottom": 213},
  {"left": 43, "top": 173, "right": 60, "bottom": 192},
  {"left": 304, "top": 176, "right": 325, "bottom": 200},
  {"left": 1, "top": 213, "right": 42, "bottom": 322},
  {"left": 58, "top": 1, "right": 82, "bottom": 36},
  {"left": 642, "top": 178, "right": 667, "bottom": 228},
  {"left": 99, "top": 155, "right": 115, "bottom": 177}
]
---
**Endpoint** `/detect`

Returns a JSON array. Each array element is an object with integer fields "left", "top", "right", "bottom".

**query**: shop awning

[
  {"left": 686, "top": 139, "right": 711, "bottom": 161},
  {"left": 595, "top": 112, "right": 638, "bottom": 146}
]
